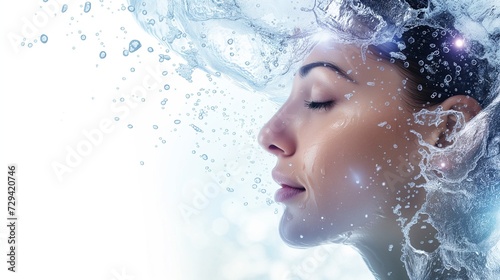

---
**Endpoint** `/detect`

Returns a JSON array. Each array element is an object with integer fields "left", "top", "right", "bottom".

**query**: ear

[{"left": 429, "top": 95, "right": 481, "bottom": 148}]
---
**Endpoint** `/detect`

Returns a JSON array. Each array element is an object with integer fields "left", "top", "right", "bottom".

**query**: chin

[{"left": 278, "top": 209, "right": 348, "bottom": 248}]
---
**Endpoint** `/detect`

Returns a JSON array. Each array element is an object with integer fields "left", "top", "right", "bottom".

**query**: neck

[{"left": 348, "top": 218, "right": 409, "bottom": 280}]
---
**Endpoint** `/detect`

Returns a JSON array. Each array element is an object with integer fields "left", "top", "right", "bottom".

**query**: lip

[{"left": 272, "top": 170, "right": 306, "bottom": 203}]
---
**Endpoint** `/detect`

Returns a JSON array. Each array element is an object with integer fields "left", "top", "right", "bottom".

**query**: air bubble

[
  {"left": 127, "top": 124, "right": 133, "bottom": 129},
  {"left": 254, "top": 177, "right": 261, "bottom": 184},
  {"left": 147, "top": 47, "right": 154, "bottom": 52},
  {"left": 201, "top": 154, "right": 208, "bottom": 160},
  {"left": 153, "top": 125, "right": 158, "bottom": 129},
  {"left": 127, "top": 5, "right": 135, "bottom": 12},
  {"left": 81, "top": 35, "right": 87, "bottom": 40},
  {"left": 163, "top": 84, "right": 170, "bottom": 90},
  {"left": 62, "top": 4, "right": 68, "bottom": 13},
  {"left": 84, "top": 1, "right": 91, "bottom": 13},
  {"left": 99, "top": 51, "right": 106, "bottom": 59},
  {"left": 129, "top": 40, "right": 142, "bottom": 53},
  {"left": 122, "top": 50, "right": 129, "bottom": 56},
  {"left": 227, "top": 39, "right": 233, "bottom": 45},
  {"left": 174, "top": 119, "right": 181, "bottom": 124},
  {"left": 40, "top": 34, "right": 48, "bottom": 43}
]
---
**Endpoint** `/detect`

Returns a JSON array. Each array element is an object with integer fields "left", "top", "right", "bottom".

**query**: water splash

[{"left": 127, "top": 0, "right": 500, "bottom": 278}]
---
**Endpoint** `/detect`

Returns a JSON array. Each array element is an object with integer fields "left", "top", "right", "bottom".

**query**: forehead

[{"left": 303, "top": 41, "right": 391, "bottom": 73}]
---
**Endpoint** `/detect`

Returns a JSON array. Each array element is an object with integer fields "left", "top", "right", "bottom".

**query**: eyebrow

[{"left": 298, "top": 61, "right": 357, "bottom": 83}]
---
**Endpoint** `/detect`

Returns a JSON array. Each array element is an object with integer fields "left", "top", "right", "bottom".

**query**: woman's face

[{"left": 259, "top": 42, "right": 433, "bottom": 247}]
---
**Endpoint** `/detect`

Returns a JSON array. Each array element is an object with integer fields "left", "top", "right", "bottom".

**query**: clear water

[
  {"left": 127, "top": 0, "right": 500, "bottom": 279},
  {"left": 13, "top": 0, "right": 500, "bottom": 279}
]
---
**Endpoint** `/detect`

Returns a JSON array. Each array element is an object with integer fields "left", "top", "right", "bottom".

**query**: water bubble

[
  {"left": 162, "top": 71, "right": 168, "bottom": 76},
  {"left": 81, "top": 34, "right": 86, "bottom": 40},
  {"left": 127, "top": 5, "right": 135, "bottom": 12},
  {"left": 344, "top": 93, "right": 353, "bottom": 100},
  {"left": 114, "top": 117, "right": 120, "bottom": 121},
  {"left": 142, "top": 10, "right": 147, "bottom": 15},
  {"left": 28, "top": 43, "right": 33, "bottom": 48},
  {"left": 161, "top": 98, "right": 167, "bottom": 105},
  {"left": 140, "top": 161, "right": 144, "bottom": 165},
  {"left": 99, "top": 51, "right": 106, "bottom": 59},
  {"left": 127, "top": 124, "right": 133, "bottom": 129},
  {"left": 84, "top": 1, "right": 91, "bottom": 13},
  {"left": 443, "top": 46, "right": 450, "bottom": 53},
  {"left": 254, "top": 177, "right": 261, "bottom": 184},
  {"left": 226, "top": 187, "right": 234, "bottom": 192},
  {"left": 201, "top": 154, "right": 208, "bottom": 160},
  {"left": 39, "top": 34, "right": 48, "bottom": 44},
  {"left": 130, "top": 67, "right": 135, "bottom": 72},
  {"left": 444, "top": 74, "right": 452, "bottom": 84},
  {"left": 122, "top": 50, "right": 129, "bottom": 56},
  {"left": 366, "top": 81, "right": 375, "bottom": 86},
  {"left": 163, "top": 84, "right": 170, "bottom": 90},
  {"left": 190, "top": 124, "right": 203, "bottom": 133},
  {"left": 62, "top": 4, "right": 68, "bottom": 13},
  {"left": 129, "top": 40, "right": 142, "bottom": 53},
  {"left": 417, "top": 84, "right": 423, "bottom": 91},
  {"left": 153, "top": 125, "right": 158, "bottom": 129},
  {"left": 260, "top": 189, "right": 266, "bottom": 194},
  {"left": 174, "top": 120, "right": 181, "bottom": 124},
  {"left": 147, "top": 47, "right": 154, "bottom": 52},
  {"left": 227, "top": 39, "right": 233, "bottom": 45}
]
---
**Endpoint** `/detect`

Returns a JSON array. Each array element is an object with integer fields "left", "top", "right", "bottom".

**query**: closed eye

[{"left": 304, "top": 100, "right": 335, "bottom": 111}]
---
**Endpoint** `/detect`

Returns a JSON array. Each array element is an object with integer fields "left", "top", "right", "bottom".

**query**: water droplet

[
  {"left": 254, "top": 177, "right": 261, "bottom": 184},
  {"left": 160, "top": 98, "right": 167, "bottom": 105},
  {"left": 174, "top": 120, "right": 181, "bottom": 124},
  {"left": 147, "top": 47, "right": 154, "bottom": 52},
  {"left": 130, "top": 67, "right": 135, "bottom": 72},
  {"left": 227, "top": 39, "right": 233, "bottom": 45},
  {"left": 114, "top": 117, "right": 120, "bottom": 121},
  {"left": 163, "top": 84, "right": 170, "bottom": 90},
  {"left": 127, "top": 124, "right": 133, "bottom": 129},
  {"left": 140, "top": 161, "right": 144, "bottom": 165},
  {"left": 299, "top": 235, "right": 304, "bottom": 239},
  {"left": 127, "top": 5, "right": 135, "bottom": 12},
  {"left": 201, "top": 154, "right": 208, "bottom": 160},
  {"left": 81, "top": 34, "right": 86, "bottom": 40},
  {"left": 129, "top": 40, "right": 142, "bottom": 53},
  {"left": 99, "top": 51, "right": 106, "bottom": 59},
  {"left": 162, "top": 71, "right": 168, "bottom": 76},
  {"left": 366, "top": 81, "right": 375, "bottom": 86},
  {"left": 84, "top": 1, "right": 91, "bottom": 13},
  {"left": 40, "top": 34, "right": 48, "bottom": 43},
  {"left": 226, "top": 187, "right": 234, "bottom": 192},
  {"left": 62, "top": 4, "right": 68, "bottom": 13},
  {"left": 153, "top": 125, "right": 158, "bottom": 129}
]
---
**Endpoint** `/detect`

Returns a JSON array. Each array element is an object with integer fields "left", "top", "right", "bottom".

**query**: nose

[{"left": 258, "top": 108, "right": 296, "bottom": 157}]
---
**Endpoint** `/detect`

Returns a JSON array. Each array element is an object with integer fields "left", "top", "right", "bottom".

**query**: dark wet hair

[{"left": 369, "top": 24, "right": 494, "bottom": 108}]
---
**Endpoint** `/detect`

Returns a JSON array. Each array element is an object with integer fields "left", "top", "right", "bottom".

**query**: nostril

[{"left": 268, "top": 144, "right": 284, "bottom": 153}]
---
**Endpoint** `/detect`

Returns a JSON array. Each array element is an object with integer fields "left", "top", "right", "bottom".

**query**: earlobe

[{"left": 432, "top": 95, "right": 482, "bottom": 148}]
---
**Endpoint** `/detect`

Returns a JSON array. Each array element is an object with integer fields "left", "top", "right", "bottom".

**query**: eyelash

[{"left": 304, "top": 100, "right": 335, "bottom": 111}]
